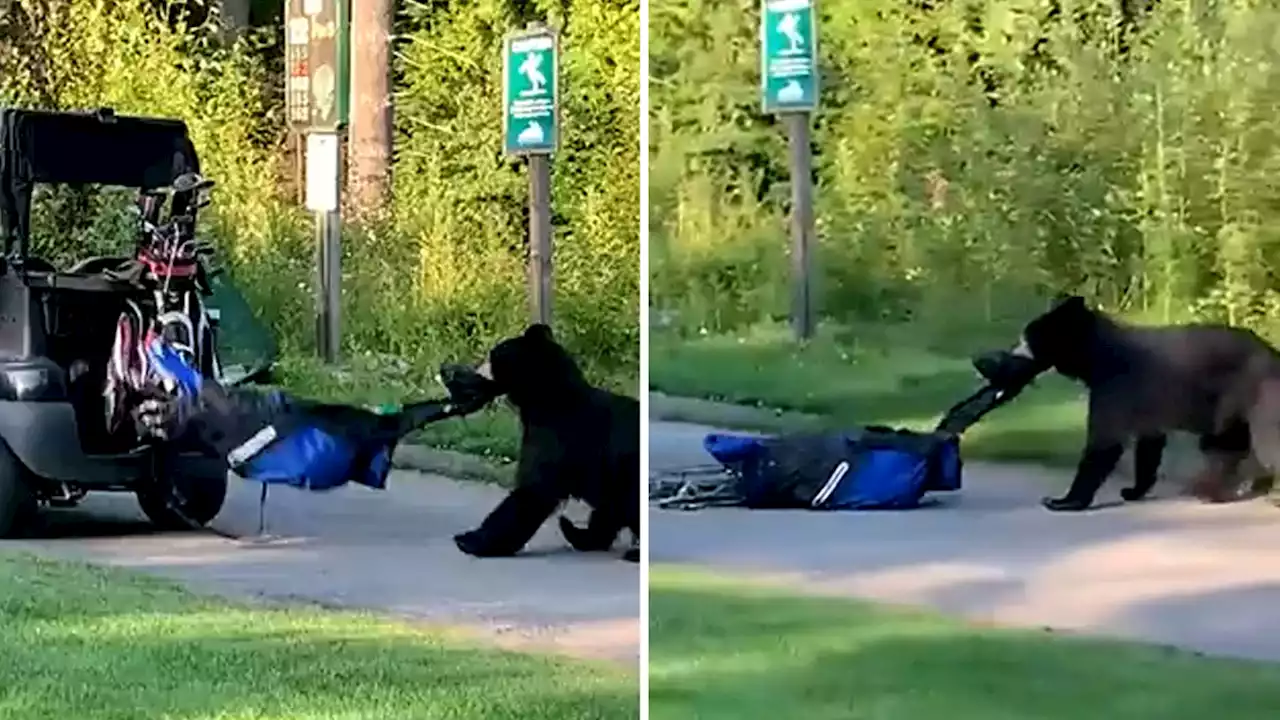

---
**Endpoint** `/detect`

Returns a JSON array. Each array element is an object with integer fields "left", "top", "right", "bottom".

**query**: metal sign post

[
  {"left": 761, "top": 0, "right": 819, "bottom": 341},
  {"left": 503, "top": 23, "right": 561, "bottom": 326},
  {"left": 286, "top": 0, "right": 350, "bottom": 362}
]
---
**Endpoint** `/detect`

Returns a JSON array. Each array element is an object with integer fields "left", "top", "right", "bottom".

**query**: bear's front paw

[
  {"left": 453, "top": 530, "right": 516, "bottom": 558},
  {"left": 1041, "top": 495, "right": 1093, "bottom": 512},
  {"left": 1119, "top": 486, "right": 1149, "bottom": 502}
]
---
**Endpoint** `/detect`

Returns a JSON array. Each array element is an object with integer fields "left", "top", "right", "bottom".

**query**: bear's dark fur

[
  {"left": 452, "top": 324, "right": 640, "bottom": 561},
  {"left": 1013, "top": 295, "right": 1280, "bottom": 511}
]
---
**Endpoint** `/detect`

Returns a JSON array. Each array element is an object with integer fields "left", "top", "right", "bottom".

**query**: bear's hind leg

[
  {"left": 558, "top": 508, "right": 623, "bottom": 553},
  {"left": 1247, "top": 382, "right": 1280, "bottom": 506},
  {"left": 1247, "top": 472, "right": 1275, "bottom": 501},
  {"left": 1122, "top": 434, "right": 1166, "bottom": 502},
  {"left": 1189, "top": 424, "right": 1252, "bottom": 503},
  {"left": 1187, "top": 450, "right": 1247, "bottom": 503}
]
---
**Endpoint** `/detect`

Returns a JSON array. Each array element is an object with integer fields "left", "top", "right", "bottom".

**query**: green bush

[{"left": 650, "top": 0, "right": 1280, "bottom": 341}]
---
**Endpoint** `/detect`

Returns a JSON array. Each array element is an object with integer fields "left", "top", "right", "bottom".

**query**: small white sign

[
  {"left": 305, "top": 132, "right": 341, "bottom": 212},
  {"left": 287, "top": 17, "right": 309, "bottom": 45}
]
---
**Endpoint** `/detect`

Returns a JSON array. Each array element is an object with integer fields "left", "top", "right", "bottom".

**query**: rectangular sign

[
  {"left": 305, "top": 132, "right": 341, "bottom": 211},
  {"left": 285, "top": 0, "right": 350, "bottom": 131},
  {"left": 761, "top": 0, "right": 820, "bottom": 113},
  {"left": 503, "top": 27, "right": 560, "bottom": 156}
]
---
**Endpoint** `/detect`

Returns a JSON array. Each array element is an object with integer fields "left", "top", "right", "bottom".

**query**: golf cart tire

[
  {"left": 136, "top": 455, "right": 228, "bottom": 531},
  {"left": 0, "top": 440, "right": 38, "bottom": 538}
]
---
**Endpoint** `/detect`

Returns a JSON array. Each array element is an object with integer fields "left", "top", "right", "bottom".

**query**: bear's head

[
  {"left": 1011, "top": 294, "right": 1101, "bottom": 381},
  {"left": 476, "top": 324, "right": 588, "bottom": 410}
]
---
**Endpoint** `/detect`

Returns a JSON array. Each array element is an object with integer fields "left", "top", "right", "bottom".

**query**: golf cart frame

[{"left": 0, "top": 107, "right": 228, "bottom": 536}]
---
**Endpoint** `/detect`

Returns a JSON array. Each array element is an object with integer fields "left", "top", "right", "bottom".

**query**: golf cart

[{"left": 0, "top": 107, "right": 253, "bottom": 536}]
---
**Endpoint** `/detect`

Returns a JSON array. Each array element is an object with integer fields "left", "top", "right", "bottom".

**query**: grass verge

[
  {"left": 0, "top": 552, "right": 637, "bottom": 720},
  {"left": 648, "top": 566, "right": 1280, "bottom": 720},
  {"left": 650, "top": 322, "right": 1088, "bottom": 466}
]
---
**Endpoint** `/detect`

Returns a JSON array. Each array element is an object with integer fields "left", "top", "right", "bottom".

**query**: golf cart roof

[{"left": 0, "top": 107, "right": 201, "bottom": 259}]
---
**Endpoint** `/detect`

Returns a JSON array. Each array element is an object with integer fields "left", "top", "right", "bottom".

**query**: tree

[{"left": 348, "top": 0, "right": 393, "bottom": 220}]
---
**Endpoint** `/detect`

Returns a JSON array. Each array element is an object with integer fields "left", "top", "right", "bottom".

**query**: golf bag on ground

[
  {"left": 141, "top": 339, "right": 500, "bottom": 495},
  {"left": 650, "top": 350, "right": 1043, "bottom": 511}
]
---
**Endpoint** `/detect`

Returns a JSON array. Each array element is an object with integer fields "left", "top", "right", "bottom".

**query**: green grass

[
  {"left": 0, "top": 553, "right": 637, "bottom": 720},
  {"left": 650, "top": 321, "right": 1089, "bottom": 466},
  {"left": 648, "top": 566, "right": 1280, "bottom": 720}
]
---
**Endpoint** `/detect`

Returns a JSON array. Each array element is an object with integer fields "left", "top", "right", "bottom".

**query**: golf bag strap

[{"left": 934, "top": 384, "right": 1010, "bottom": 436}]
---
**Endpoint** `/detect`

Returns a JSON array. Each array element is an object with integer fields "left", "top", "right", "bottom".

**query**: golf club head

[
  {"left": 438, "top": 362, "right": 502, "bottom": 413},
  {"left": 972, "top": 349, "right": 1043, "bottom": 390}
]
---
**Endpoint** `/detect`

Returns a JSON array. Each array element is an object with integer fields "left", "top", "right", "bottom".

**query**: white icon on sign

[
  {"left": 312, "top": 63, "right": 336, "bottom": 120},
  {"left": 518, "top": 121, "right": 545, "bottom": 145},
  {"left": 777, "top": 12, "right": 804, "bottom": 54},
  {"left": 518, "top": 51, "right": 548, "bottom": 94},
  {"left": 777, "top": 80, "right": 805, "bottom": 103}
]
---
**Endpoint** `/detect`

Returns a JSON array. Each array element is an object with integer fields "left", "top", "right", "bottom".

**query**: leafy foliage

[
  {"left": 388, "top": 0, "right": 640, "bottom": 376},
  {"left": 650, "top": 0, "right": 1280, "bottom": 339}
]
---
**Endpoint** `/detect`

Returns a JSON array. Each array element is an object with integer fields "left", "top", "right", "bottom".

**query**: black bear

[
  {"left": 1011, "top": 295, "right": 1280, "bottom": 511},
  {"left": 452, "top": 324, "right": 640, "bottom": 562}
]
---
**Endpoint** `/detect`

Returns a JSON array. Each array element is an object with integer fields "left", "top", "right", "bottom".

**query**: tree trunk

[{"left": 348, "top": 0, "right": 394, "bottom": 221}]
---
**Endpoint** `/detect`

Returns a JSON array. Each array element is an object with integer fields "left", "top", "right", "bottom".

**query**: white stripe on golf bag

[
  {"left": 227, "top": 425, "right": 279, "bottom": 468},
  {"left": 811, "top": 461, "right": 851, "bottom": 508}
]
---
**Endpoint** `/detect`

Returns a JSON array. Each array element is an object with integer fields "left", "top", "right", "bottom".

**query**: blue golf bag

[
  {"left": 142, "top": 337, "right": 498, "bottom": 495},
  {"left": 694, "top": 427, "right": 962, "bottom": 510},
  {"left": 650, "top": 350, "right": 1042, "bottom": 511}
]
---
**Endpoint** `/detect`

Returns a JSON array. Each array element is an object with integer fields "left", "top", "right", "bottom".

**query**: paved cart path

[
  {"left": 5, "top": 469, "right": 640, "bottom": 665},
  {"left": 650, "top": 420, "right": 1280, "bottom": 663}
]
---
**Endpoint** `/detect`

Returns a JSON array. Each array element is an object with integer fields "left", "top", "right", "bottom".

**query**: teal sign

[
  {"left": 760, "top": 0, "right": 819, "bottom": 113},
  {"left": 503, "top": 27, "right": 560, "bottom": 155},
  {"left": 284, "top": 0, "right": 351, "bottom": 131}
]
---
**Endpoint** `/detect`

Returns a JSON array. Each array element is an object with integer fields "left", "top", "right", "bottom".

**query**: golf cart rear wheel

[
  {"left": 136, "top": 456, "right": 227, "bottom": 530},
  {"left": 0, "top": 441, "right": 37, "bottom": 538}
]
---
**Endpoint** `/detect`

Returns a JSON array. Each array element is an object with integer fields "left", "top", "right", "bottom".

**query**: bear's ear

[
  {"left": 524, "top": 323, "right": 555, "bottom": 343},
  {"left": 1050, "top": 294, "right": 1086, "bottom": 312}
]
